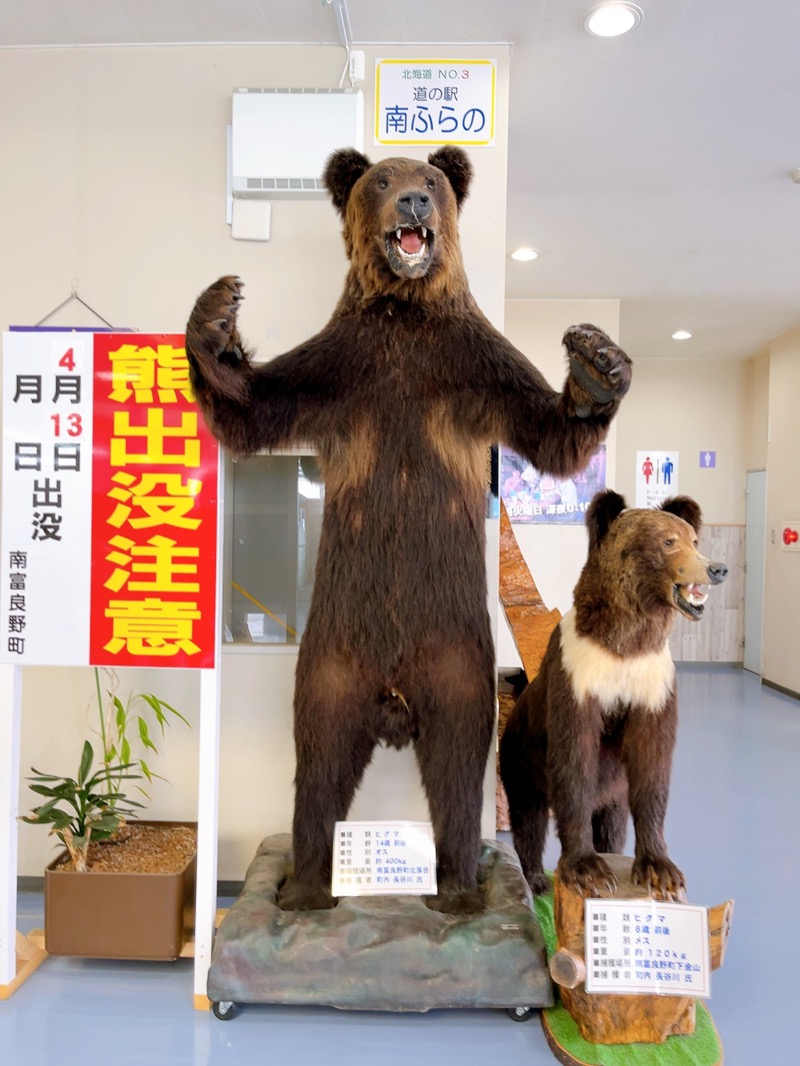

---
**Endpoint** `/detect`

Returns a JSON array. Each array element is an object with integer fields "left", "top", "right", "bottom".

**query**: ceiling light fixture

[
  {"left": 510, "top": 246, "right": 541, "bottom": 262},
  {"left": 672, "top": 330, "right": 692, "bottom": 341},
  {"left": 583, "top": 2, "right": 643, "bottom": 37}
]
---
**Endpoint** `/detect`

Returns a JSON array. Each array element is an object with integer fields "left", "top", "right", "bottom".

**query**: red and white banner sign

[{"left": 1, "top": 331, "right": 219, "bottom": 669}]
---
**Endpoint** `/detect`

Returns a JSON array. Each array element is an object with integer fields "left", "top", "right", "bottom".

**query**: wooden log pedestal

[{"left": 541, "top": 855, "right": 733, "bottom": 1064}]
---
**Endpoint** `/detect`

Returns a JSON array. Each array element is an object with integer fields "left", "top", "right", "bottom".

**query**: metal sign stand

[{"left": 0, "top": 664, "right": 47, "bottom": 998}]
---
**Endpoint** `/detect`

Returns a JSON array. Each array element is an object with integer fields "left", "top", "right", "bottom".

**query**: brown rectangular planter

[{"left": 44, "top": 820, "right": 197, "bottom": 961}]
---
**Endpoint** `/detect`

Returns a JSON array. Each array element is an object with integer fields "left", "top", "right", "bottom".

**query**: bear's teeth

[
  {"left": 421, "top": 227, "right": 427, "bottom": 238},
  {"left": 685, "top": 585, "right": 708, "bottom": 606}
]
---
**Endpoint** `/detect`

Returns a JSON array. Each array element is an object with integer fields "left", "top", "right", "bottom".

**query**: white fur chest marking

[{"left": 559, "top": 610, "right": 675, "bottom": 713}]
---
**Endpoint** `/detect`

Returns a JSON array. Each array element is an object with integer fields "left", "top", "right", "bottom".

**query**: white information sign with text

[
  {"left": 584, "top": 899, "right": 710, "bottom": 998},
  {"left": 375, "top": 59, "right": 496, "bottom": 147},
  {"left": 332, "top": 820, "right": 437, "bottom": 897}
]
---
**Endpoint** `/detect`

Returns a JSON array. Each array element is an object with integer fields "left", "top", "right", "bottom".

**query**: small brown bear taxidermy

[
  {"left": 500, "top": 490, "right": 728, "bottom": 901},
  {"left": 186, "top": 147, "right": 632, "bottom": 914}
]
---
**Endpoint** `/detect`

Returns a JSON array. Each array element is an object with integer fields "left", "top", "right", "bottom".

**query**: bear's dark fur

[
  {"left": 500, "top": 490, "right": 728, "bottom": 900},
  {"left": 185, "top": 147, "right": 632, "bottom": 913}
]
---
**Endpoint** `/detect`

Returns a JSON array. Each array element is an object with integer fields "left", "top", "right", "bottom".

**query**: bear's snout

[
  {"left": 707, "top": 561, "right": 728, "bottom": 585},
  {"left": 396, "top": 190, "right": 433, "bottom": 225}
]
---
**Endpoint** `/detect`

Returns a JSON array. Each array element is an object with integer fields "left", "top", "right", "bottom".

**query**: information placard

[
  {"left": 584, "top": 899, "right": 710, "bottom": 998},
  {"left": 331, "top": 820, "right": 437, "bottom": 897}
]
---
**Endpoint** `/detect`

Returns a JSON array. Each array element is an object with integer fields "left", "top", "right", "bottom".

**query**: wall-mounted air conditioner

[{"left": 231, "top": 88, "right": 364, "bottom": 200}]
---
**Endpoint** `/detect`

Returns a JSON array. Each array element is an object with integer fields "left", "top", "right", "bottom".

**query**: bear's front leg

[
  {"left": 548, "top": 693, "right": 618, "bottom": 894},
  {"left": 185, "top": 275, "right": 252, "bottom": 403},
  {"left": 624, "top": 703, "right": 686, "bottom": 901},
  {"left": 563, "top": 323, "right": 632, "bottom": 417}
]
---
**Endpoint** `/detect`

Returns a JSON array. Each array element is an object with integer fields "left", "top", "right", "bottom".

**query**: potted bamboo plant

[{"left": 22, "top": 669, "right": 197, "bottom": 961}]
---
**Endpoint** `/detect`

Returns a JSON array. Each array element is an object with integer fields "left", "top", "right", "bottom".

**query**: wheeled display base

[{"left": 208, "top": 834, "right": 553, "bottom": 1020}]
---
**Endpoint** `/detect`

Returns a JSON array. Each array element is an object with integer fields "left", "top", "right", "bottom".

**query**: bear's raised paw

[
  {"left": 563, "top": 323, "right": 632, "bottom": 416},
  {"left": 185, "top": 276, "right": 250, "bottom": 401}
]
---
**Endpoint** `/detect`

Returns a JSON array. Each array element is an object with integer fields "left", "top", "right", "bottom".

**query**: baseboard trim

[{"left": 762, "top": 678, "right": 800, "bottom": 702}]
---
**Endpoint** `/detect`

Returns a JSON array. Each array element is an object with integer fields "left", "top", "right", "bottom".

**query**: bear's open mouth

[
  {"left": 673, "top": 582, "right": 709, "bottom": 620},
  {"left": 385, "top": 226, "right": 434, "bottom": 277}
]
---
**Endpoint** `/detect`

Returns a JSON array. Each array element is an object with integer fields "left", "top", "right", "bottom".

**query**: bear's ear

[
  {"left": 323, "top": 148, "right": 372, "bottom": 217},
  {"left": 428, "top": 146, "right": 473, "bottom": 210},
  {"left": 660, "top": 495, "right": 702, "bottom": 534},
  {"left": 585, "top": 490, "right": 627, "bottom": 551}
]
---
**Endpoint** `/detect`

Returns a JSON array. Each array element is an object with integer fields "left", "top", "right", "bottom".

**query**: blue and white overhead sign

[{"left": 375, "top": 59, "right": 496, "bottom": 147}]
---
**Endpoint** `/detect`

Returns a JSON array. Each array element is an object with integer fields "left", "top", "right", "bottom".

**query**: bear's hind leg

[
  {"left": 412, "top": 640, "right": 495, "bottom": 915},
  {"left": 278, "top": 652, "right": 377, "bottom": 912},
  {"left": 499, "top": 705, "right": 551, "bottom": 895}
]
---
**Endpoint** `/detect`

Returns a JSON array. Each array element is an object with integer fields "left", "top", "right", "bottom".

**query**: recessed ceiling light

[
  {"left": 672, "top": 330, "right": 692, "bottom": 341},
  {"left": 583, "top": 2, "right": 643, "bottom": 37},
  {"left": 510, "top": 247, "right": 541, "bottom": 262}
]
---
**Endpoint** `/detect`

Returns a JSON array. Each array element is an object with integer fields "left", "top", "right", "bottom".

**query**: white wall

[
  {"left": 615, "top": 358, "right": 750, "bottom": 526},
  {"left": 2, "top": 42, "right": 511, "bottom": 878},
  {"left": 763, "top": 327, "right": 800, "bottom": 694}
]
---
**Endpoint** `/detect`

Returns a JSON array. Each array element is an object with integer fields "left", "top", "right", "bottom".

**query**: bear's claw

[
  {"left": 632, "top": 855, "right": 687, "bottom": 902},
  {"left": 558, "top": 852, "right": 618, "bottom": 895}
]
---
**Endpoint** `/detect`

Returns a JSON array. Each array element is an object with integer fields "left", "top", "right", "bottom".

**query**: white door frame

[{"left": 743, "top": 469, "right": 767, "bottom": 675}]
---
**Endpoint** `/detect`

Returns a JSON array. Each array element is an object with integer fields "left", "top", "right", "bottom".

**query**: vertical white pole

[
  {"left": 0, "top": 664, "right": 22, "bottom": 985},
  {"left": 193, "top": 451, "right": 224, "bottom": 1006},
  {"left": 193, "top": 665, "right": 221, "bottom": 1004}
]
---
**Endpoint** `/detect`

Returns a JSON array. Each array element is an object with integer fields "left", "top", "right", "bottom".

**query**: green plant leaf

[
  {"left": 139, "top": 757, "right": 154, "bottom": 783},
  {"left": 140, "top": 692, "right": 190, "bottom": 729},
  {"left": 28, "top": 768, "right": 69, "bottom": 782},
  {"left": 78, "top": 741, "right": 94, "bottom": 786},
  {"left": 27, "top": 783, "right": 59, "bottom": 798},
  {"left": 114, "top": 695, "right": 126, "bottom": 730},
  {"left": 121, "top": 737, "right": 131, "bottom": 763},
  {"left": 137, "top": 717, "right": 158, "bottom": 753}
]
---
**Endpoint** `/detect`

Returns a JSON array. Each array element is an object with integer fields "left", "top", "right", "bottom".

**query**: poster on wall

[
  {"left": 0, "top": 331, "right": 219, "bottom": 669},
  {"left": 375, "top": 58, "right": 496, "bottom": 147},
  {"left": 500, "top": 444, "right": 606, "bottom": 525},
  {"left": 635, "top": 450, "right": 679, "bottom": 508}
]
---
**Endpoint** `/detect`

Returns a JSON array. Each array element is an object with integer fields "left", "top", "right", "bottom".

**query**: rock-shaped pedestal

[{"left": 208, "top": 834, "right": 553, "bottom": 1013}]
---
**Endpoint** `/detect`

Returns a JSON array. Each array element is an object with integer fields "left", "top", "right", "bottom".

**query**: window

[{"left": 223, "top": 453, "right": 324, "bottom": 646}]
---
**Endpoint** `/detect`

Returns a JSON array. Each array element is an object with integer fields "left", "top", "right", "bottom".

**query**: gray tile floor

[{"left": 4, "top": 665, "right": 798, "bottom": 1065}]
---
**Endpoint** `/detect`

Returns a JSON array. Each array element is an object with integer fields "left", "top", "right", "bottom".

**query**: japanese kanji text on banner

[{"left": 1, "top": 331, "right": 219, "bottom": 669}]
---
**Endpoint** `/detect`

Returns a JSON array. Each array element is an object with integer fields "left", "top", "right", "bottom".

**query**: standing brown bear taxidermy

[
  {"left": 186, "top": 147, "right": 632, "bottom": 914},
  {"left": 500, "top": 490, "right": 728, "bottom": 902}
]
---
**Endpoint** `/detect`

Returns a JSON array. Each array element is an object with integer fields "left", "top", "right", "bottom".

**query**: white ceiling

[{"left": 3, "top": 0, "right": 800, "bottom": 361}]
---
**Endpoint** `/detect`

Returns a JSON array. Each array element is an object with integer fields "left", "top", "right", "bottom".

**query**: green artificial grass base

[{"left": 533, "top": 878, "right": 722, "bottom": 1066}]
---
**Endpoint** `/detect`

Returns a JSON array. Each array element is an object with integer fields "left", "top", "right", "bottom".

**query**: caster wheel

[
  {"left": 212, "top": 1000, "right": 240, "bottom": 1021},
  {"left": 507, "top": 1006, "right": 534, "bottom": 1022}
]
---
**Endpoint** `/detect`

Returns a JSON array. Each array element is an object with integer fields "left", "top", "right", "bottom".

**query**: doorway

[{"left": 743, "top": 469, "right": 767, "bottom": 674}]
